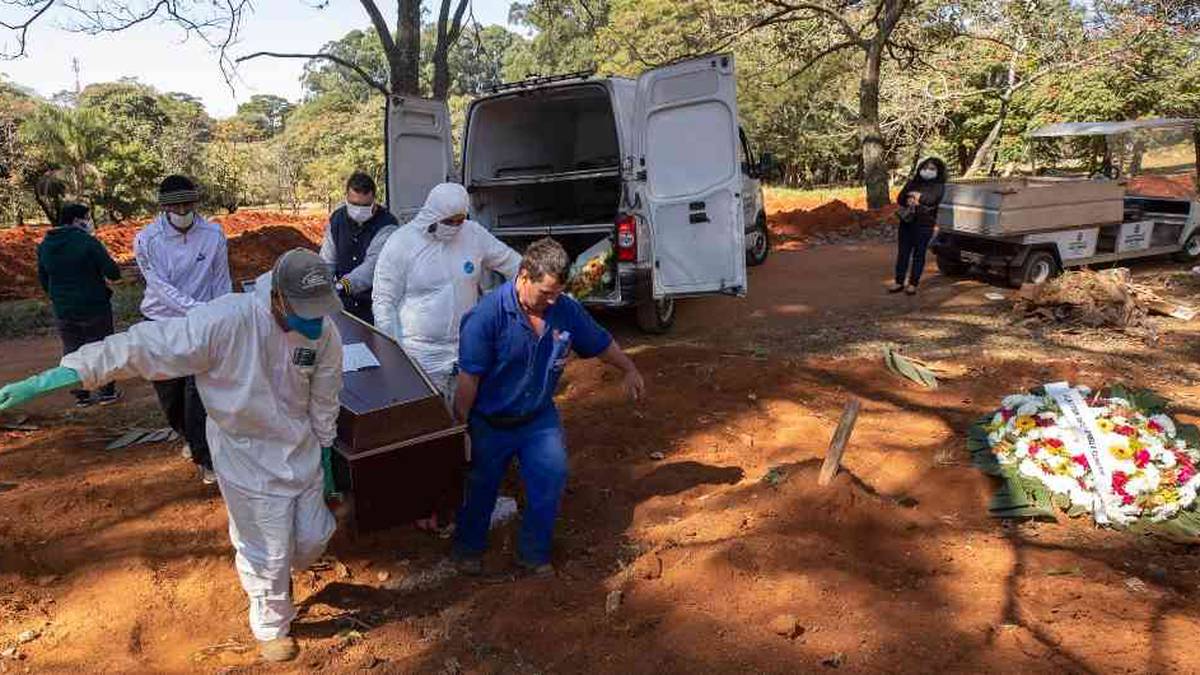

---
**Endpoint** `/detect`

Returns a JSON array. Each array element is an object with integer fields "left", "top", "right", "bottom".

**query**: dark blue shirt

[{"left": 458, "top": 281, "right": 612, "bottom": 420}]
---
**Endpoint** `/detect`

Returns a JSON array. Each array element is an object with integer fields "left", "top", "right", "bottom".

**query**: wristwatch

[{"left": 336, "top": 278, "right": 352, "bottom": 296}]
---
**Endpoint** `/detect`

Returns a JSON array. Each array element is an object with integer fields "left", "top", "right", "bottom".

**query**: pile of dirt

[
  {"left": 1128, "top": 173, "right": 1197, "bottom": 199},
  {"left": 1014, "top": 268, "right": 1147, "bottom": 328},
  {"left": 0, "top": 211, "right": 326, "bottom": 301},
  {"left": 226, "top": 225, "right": 320, "bottom": 283},
  {"left": 768, "top": 198, "right": 899, "bottom": 249}
]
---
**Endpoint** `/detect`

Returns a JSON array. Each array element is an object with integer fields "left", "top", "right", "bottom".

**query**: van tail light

[{"left": 616, "top": 214, "right": 636, "bottom": 262}]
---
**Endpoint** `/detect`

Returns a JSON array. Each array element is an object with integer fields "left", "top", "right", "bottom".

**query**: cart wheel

[
  {"left": 636, "top": 297, "right": 676, "bottom": 334},
  {"left": 747, "top": 213, "right": 770, "bottom": 267},
  {"left": 1173, "top": 232, "right": 1200, "bottom": 262},
  {"left": 1014, "top": 250, "right": 1060, "bottom": 287},
  {"left": 935, "top": 254, "right": 970, "bottom": 277}
]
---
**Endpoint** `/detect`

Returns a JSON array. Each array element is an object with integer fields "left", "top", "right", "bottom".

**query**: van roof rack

[{"left": 486, "top": 69, "right": 596, "bottom": 94}]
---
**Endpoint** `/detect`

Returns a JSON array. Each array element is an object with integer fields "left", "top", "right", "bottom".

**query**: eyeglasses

[{"left": 441, "top": 215, "right": 467, "bottom": 226}]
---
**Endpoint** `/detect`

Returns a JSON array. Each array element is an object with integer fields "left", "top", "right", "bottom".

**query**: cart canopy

[{"left": 1029, "top": 118, "right": 1197, "bottom": 138}]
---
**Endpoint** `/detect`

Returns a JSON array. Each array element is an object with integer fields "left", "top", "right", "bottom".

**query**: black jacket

[
  {"left": 897, "top": 157, "right": 948, "bottom": 230},
  {"left": 37, "top": 226, "right": 121, "bottom": 319}
]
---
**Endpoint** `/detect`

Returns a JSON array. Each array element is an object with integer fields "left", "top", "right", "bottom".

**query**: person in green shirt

[{"left": 36, "top": 203, "right": 123, "bottom": 407}]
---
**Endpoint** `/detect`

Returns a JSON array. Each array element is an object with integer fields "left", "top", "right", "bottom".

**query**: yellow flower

[
  {"left": 1110, "top": 444, "right": 1135, "bottom": 461},
  {"left": 1096, "top": 418, "right": 1115, "bottom": 433},
  {"left": 1014, "top": 416, "right": 1037, "bottom": 433},
  {"left": 1129, "top": 438, "right": 1144, "bottom": 453}
]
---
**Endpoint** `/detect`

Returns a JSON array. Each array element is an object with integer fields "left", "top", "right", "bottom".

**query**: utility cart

[{"left": 930, "top": 118, "right": 1200, "bottom": 286}]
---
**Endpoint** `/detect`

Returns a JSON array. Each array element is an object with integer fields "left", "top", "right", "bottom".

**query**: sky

[{"left": 0, "top": 0, "right": 514, "bottom": 118}]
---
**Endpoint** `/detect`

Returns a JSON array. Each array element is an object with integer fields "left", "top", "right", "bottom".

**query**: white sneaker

[
  {"left": 200, "top": 467, "right": 216, "bottom": 485},
  {"left": 180, "top": 443, "right": 192, "bottom": 460}
]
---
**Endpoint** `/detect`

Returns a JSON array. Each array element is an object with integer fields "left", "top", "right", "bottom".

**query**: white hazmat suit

[
  {"left": 373, "top": 183, "right": 521, "bottom": 393},
  {"left": 61, "top": 272, "right": 343, "bottom": 642}
]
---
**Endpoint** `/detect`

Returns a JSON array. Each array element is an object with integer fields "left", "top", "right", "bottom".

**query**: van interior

[{"left": 465, "top": 84, "right": 623, "bottom": 292}]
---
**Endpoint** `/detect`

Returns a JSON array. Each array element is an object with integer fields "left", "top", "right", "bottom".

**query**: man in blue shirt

[{"left": 453, "top": 237, "right": 644, "bottom": 575}]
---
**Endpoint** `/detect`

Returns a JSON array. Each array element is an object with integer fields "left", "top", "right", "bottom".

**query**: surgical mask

[
  {"left": 285, "top": 314, "right": 323, "bottom": 340},
  {"left": 919, "top": 168, "right": 937, "bottom": 180},
  {"left": 346, "top": 203, "right": 374, "bottom": 224},
  {"left": 75, "top": 220, "right": 95, "bottom": 235},
  {"left": 432, "top": 222, "right": 462, "bottom": 241},
  {"left": 167, "top": 211, "right": 195, "bottom": 231}
]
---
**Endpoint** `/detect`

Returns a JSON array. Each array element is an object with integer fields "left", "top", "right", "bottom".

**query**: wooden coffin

[
  {"left": 937, "top": 178, "right": 1125, "bottom": 236},
  {"left": 330, "top": 312, "right": 467, "bottom": 532}
]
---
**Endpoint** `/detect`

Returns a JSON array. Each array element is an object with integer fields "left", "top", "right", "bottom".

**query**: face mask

[
  {"left": 76, "top": 220, "right": 95, "bottom": 235},
  {"left": 167, "top": 211, "right": 195, "bottom": 231},
  {"left": 919, "top": 168, "right": 937, "bottom": 180},
  {"left": 285, "top": 314, "right": 323, "bottom": 340},
  {"left": 346, "top": 204, "right": 374, "bottom": 224},
  {"left": 432, "top": 222, "right": 462, "bottom": 241}
]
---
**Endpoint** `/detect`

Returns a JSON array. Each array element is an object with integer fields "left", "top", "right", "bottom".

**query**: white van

[{"left": 385, "top": 54, "right": 769, "bottom": 333}]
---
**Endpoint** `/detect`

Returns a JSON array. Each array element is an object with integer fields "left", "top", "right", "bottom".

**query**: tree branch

[
  {"left": 237, "top": 51, "right": 389, "bottom": 97},
  {"left": 765, "top": 0, "right": 865, "bottom": 45},
  {"left": 358, "top": 0, "right": 396, "bottom": 57},
  {"left": 772, "top": 40, "right": 860, "bottom": 87},
  {"left": 0, "top": 0, "right": 55, "bottom": 58},
  {"left": 446, "top": 0, "right": 469, "bottom": 45}
]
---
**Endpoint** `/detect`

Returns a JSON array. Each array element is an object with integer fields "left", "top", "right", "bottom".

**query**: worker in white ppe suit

[
  {"left": 373, "top": 182, "right": 521, "bottom": 399},
  {"left": 0, "top": 248, "right": 345, "bottom": 664}
]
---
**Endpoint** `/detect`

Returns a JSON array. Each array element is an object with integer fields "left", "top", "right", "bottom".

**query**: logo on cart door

[
  {"left": 463, "top": 260, "right": 475, "bottom": 275},
  {"left": 292, "top": 347, "right": 317, "bottom": 367}
]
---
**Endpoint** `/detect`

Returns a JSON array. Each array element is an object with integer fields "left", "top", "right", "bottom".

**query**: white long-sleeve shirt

[
  {"left": 63, "top": 272, "right": 343, "bottom": 497},
  {"left": 134, "top": 214, "right": 232, "bottom": 320}
]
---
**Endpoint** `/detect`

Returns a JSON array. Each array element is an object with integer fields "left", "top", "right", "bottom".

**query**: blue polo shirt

[{"left": 458, "top": 281, "right": 612, "bottom": 420}]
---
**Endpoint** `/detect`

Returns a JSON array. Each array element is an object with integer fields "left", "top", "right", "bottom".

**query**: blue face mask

[{"left": 285, "top": 314, "right": 323, "bottom": 340}]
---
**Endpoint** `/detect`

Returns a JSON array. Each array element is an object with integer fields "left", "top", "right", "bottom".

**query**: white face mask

[
  {"left": 167, "top": 211, "right": 195, "bottom": 231},
  {"left": 346, "top": 203, "right": 374, "bottom": 224},
  {"left": 432, "top": 222, "right": 462, "bottom": 241},
  {"left": 77, "top": 220, "right": 95, "bottom": 235},
  {"left": 919, "top": 167, "right": 938, "bottom": 180}
]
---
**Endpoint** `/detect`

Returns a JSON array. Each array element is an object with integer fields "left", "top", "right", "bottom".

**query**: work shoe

[
  {"left": 515, "top": 559, "right": 555, "bottom": 578},
  {"left": 179, "top": 443, "right": 192, "bottom": 460},
  {"left": 199, "top": 466, "right": 217, "bottom": 485},
  {"left": 95, "top": 390, "right": 123, "bottom": 406},
  {"left": 74, "top": 396, "right": 95, "bottom": 408},
  {"left": 258, "top": 636, "right": 298, "bottom": 662},
  {"left": 905, "top": 284, "right": 918, "bottom": 296},
  {"left": 887, "top": 283, "right": 905, "bottom": 294}
]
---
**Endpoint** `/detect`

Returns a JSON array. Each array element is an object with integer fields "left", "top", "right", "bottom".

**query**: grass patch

[
  {"left": 0, "top": 284, "right": 146, "bottom": 340},
  {"left": 765, "top": 185, "right": 866, "bottom": 203}
]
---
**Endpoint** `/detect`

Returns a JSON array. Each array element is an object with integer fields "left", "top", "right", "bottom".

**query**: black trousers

[
  {"left": 895, "top": 225, "right": 935, "bottom": 286},
  {"left": 152, "top": 376, "right": 212, "bottom": 470},
  {"left": 56, "top": 313, "right": 116, "bottom": 401}
]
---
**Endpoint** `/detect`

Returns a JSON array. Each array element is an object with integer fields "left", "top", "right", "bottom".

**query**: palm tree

[{"left": 20, "top": 105, "right": 109, "bottom": 221}]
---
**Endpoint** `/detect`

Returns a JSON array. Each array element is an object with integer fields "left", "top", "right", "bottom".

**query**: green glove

[
  {"left": 0, "top": 367, "right": 82, "bottom": 411},
  {"left": 321, "top": 445, "right": 342, "bottom": 500}
]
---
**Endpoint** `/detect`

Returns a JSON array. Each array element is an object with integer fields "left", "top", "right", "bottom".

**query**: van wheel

[
  {"left": 1173, "top": 232, "right": 1200, "bottom": 262},
  {"left": 1011, "top": 250, "right": 1059, "bottom": 288},
  {"left": 747, "top": 213, "right": 770, "bottom": 267},
  {"left": 636, "top": 297, "right": 676, "bottom": 334}
]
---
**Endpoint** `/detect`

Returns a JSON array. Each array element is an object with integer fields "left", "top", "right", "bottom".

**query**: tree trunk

[
  {"left": 432, "top": 47, "right": 451, "bottom": 100},
  {"left": 965, "top": 96, "right": 1009, "bottom": 177},
  {"left": 1193, "top": 126, "right": 1200, "bottom": 193},
  {"left": 858, "top": 44, "right": 888, "bottom": 209},
  {"left": 394, "top": 0, "right": 421, "bottom": 95}
]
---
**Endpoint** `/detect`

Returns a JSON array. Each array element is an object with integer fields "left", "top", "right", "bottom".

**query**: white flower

[
  {"left": 1149, "top": 414, "right": 1177, "bottom": 438},
  {"left": 1157, "top": 449, "right": 1177, "bottom": 469},
  {"left": 1017, "top": 401, "right": 1042, "bottom": 417},
  {"left": 1107, "top": 397, "right": 1132, "bottom": 409}
]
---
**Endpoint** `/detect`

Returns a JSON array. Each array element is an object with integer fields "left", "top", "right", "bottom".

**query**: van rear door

[
  {"left": 635, "top": 54, "right": 747, "bottom": 297},
  {"left": 386, "top": 95, "right": 454, "bottom": 221}
]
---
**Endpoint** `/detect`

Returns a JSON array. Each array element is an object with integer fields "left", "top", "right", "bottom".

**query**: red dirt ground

[
  {"left": 764, "top": 192, "right": 899, "bottom": 251},
  {"left": 1128, "top": 173, "right": 1198, "bottom": 199},
  {"left": 4, "top": 239, "right": 1200, "bottom": 672},
  {"left": 0, "top": 212, "right": 326, "bottom": 301}
]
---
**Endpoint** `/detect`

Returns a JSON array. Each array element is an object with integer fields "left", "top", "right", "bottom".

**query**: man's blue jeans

[{"left": 454, "top": 410, "right": 567, "bottom": 566}]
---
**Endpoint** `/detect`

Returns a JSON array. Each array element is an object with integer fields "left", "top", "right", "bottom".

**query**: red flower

[
  {"left": 1046, "top": 438, "right": 1064, "bottom": 449},
  {"left": 1116, "top": 425, "right": 1137, "bottom": 437},
  {"left": 1036, "top": 416, "right": 1055, "bottom": 427},
  {"left": 1179, "top": 466, "right": 1196, "bottom": 484},
  {"left": 1135, "top": 450, "right": 1151, "bottom": 468},
  {"left": 1112, "top": 471, "right": 1129, "bottom": 490},
  {"left": 1001, "top": 409, "right": 1015, "bottom": 421},
  {"left": 1148, "top": 420, "right": 1164, "bottom": 434},
  {"left": 1122, "top": 494, "right": 1135, "bottom": 506},
  {"left": 1072, "top": 454, "right": 1089, "bottom": 468}
]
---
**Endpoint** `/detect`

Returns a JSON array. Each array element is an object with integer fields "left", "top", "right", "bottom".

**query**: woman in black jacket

[{"left": 890, "top": 157, "right": 947, "bottom": 295}]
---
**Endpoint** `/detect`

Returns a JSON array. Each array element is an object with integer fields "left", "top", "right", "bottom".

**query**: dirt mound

[
  {"left": 1014, "top": 268, "right": 1146, "bottom": 328},
  {"left": 768, "top": 198, "right": 899, "bottom": 249},
  {"left": 0, "top": 211, "right": 326, "bottom": 301},
  {"left": 226, "top": 225, "right": 320, "bottom": 284},
  {"left": 1128, "top": 173, "right": 1197, "bottom": 199}
]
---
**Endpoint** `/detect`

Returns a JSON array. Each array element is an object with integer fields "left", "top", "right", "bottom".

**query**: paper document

[{"left": 342, "top": 342, "right": 381, "bottom": 372}]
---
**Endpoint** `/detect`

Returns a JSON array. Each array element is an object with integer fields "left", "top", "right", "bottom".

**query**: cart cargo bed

[{"left": 938, "top": 178, "right": 1125, "bottom": 236}]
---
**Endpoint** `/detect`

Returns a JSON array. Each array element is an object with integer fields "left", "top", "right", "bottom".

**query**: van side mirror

[{"left": 758, "top": 152, "right": 776, "bottom": 180}]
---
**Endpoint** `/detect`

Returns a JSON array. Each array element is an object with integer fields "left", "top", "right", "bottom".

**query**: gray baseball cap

[{"left": 271, "top": 248, "right": 343, "bottom": 319}]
